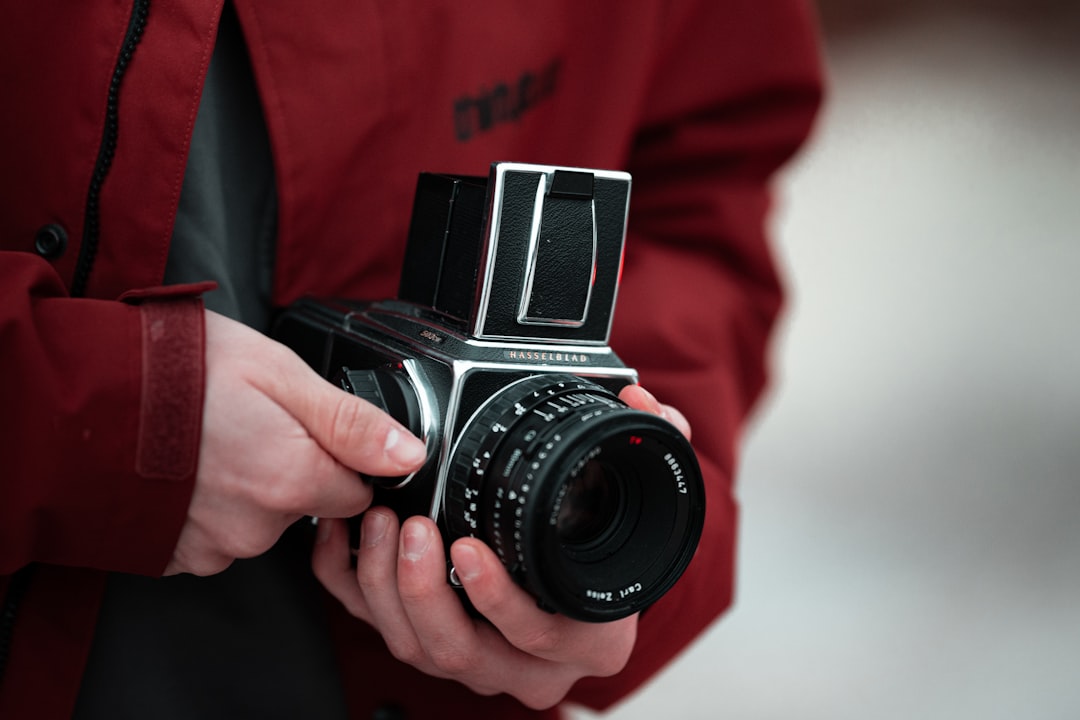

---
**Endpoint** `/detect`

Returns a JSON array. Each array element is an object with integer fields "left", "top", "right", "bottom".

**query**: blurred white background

[{"left": 573, "top": 2, "right": 1080, "bottom": 718}]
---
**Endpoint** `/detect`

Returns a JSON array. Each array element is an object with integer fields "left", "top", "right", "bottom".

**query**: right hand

[{"left": 164, "top": 310, "right": 427, "bottom": 576}]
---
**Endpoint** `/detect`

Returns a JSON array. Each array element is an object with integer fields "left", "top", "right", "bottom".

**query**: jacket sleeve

[
  {"left": 0, "top": 252, "right": 206, "bottom": 576},
  {"left": 567, "top": 0, "right": 823, "bottom": 709}
]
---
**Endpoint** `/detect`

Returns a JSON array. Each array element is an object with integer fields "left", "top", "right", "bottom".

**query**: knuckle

[
  {"left": 463, "top": 681, "right": 499, "bottom": 698},
  {"left": 191, "top": 562, "right": 229, "bottom": 577},
  {"left": 397, "top": 583, "right": 431, "bottom": 606},
  {"left": 221, "top": 527, "right": 276, "bottom": 560},
  {"left": 335, "top": 476, "right": 374, "bottom": 517},
  {"left": 260, "top": 477, "right": 317, "bottom": 514},
  {"left": 517, "top": 683, "right": 572, "bottom": 711},
  {"left": 187, "top": 552, "right": 234, "bottom": 577},
  {"left": 517, "top": 625, "right": 564, "bottom": 656},
  {"left": 386, "top": 638, "right": 425, "bottom": 667},
  {"left": 588, "top": 626, "right": 637, "bottom": 677},
  {"left": 310, "top": 553, "right": 332, "bottom": 583},
  {"left": 327, "top": 394, "right": 376, "bottom": 455},
  {"left": 591, "top": 648, "right": 631, "bottom": 677},
  {"left": 396, "top": 570, "right": 438, "bottom": 605},
  {"left": 354, "top": 561, "right": 388, "bottom": 593},
  {"left": 428, "top": 644, "right": 475, "bottom": 676}
]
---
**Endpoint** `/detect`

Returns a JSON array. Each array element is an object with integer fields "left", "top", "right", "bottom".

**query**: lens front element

[{"left": 556, "top": 458, "right": 624, "bottom": 549}]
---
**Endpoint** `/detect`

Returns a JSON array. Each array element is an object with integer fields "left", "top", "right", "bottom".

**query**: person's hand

[
  {"left": 618, "top": 383, "right": 691, "bottom": 441},
  {"left": 164, "top": 310, "right": 427, "bottom": 576},
  {"left": 312, "top": 384, "right": 691, "bottom": 709}
]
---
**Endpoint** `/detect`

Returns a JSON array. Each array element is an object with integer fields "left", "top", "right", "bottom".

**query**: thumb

[{"left": 268, "top": 350, "right": 427, "bottom": 476}]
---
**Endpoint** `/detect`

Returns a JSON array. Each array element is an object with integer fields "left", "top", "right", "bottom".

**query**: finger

[
  {"left": 264, "top": 347, "right": 427, "bottom": 476},
  {"left": 450, "top": 538, "right": 637, "bottom": 678},
  {"left": 393, "top": 517, "right": 484, "bottom": 676},
  {"left": 450, "top": 540, "right": 630, "bottom": 707},
  {"left": 659, "top": 402, "right": 692, "bottom": 440},
  {"left": 353, "top": 510, "right": 438, "bottom": 672},
  {"left": 311, "top": 517, "right": 373, "bottom": 622},
  {"left": 449, "top": 538, "right": 571, "bottom": 660},
  {"left": 396, "top": 520, "right": 556, "bottom": 699},
  {"left": 619, "top": 384, "right": 663, "bottom": 416},
  {"left": 164, "top": 549, "right": 233, "bottom": 577},
  {"left": 393, "top": 518, "right": 489, "bottom": 673},
  {"left": 290, "top": 449, "right": 376, "bottom": 520},
  {"left": 619, "top": 384, "right": 692, "bottom": 439}
]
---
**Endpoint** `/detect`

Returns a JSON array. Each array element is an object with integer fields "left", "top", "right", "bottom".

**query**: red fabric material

[
  {"left": 119, "top": 282, "right": 214, "bottom": 480},
  {"left": 0, "top": 1, "right": 823, "bottom": 717},
  {"left": 132, "top": 295, "right": 206, "bottom": 480},
  {"left": 0, "top": 568, "right": 106, "bottom": 720},
  {"left": 0, "top": 258, "right": 206, "bottom": 718},
  {"left": 0, "top": 256, "right": 204, "bottom": 574}
]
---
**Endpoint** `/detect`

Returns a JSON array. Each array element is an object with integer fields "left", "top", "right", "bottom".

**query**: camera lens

[
  {"left": 447, "top": 374, "right": 704, "bottom": 622},
  {"left": 555, "top": 459, "right": 623, "bottom": 548}
]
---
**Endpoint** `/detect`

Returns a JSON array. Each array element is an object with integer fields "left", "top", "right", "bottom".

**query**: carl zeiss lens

[{"left": 447, "top": 374, "right": 705, "bottom": 622}]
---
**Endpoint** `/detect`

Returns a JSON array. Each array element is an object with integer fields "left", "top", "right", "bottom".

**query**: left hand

[{"left": 312, "top": 385, "right": 690, "bottom": 709}]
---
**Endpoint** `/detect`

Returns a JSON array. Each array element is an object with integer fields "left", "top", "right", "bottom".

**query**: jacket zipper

[
  {"left": 0, "top": 0, "right": 152, "bottom": 690},
  {"left": 70, "top": 0, "right": 152, "bottom": 298}
]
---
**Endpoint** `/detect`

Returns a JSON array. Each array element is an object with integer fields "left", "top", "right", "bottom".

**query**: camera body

[{"left": 273, "top": 163, "right": 704, "bottom": 621}]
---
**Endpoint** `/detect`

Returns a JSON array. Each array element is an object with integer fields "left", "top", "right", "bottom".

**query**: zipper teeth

[{"left": 70, "top": 0, "right": 151, "bottom": 298}]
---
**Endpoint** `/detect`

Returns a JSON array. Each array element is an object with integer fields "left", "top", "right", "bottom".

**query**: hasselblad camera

[{"left": 272, "top": 162, "right": 705, "bottom": 621}]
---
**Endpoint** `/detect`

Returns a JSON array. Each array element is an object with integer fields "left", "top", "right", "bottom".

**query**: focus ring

[{"left": 444, "top": 374, "right": 607, "bottom": 547}]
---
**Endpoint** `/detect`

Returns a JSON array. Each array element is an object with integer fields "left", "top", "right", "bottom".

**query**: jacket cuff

[
  {"left": 120, "top": 283, "right": 213, "bottom": 481},
  {"left": 114, "top": 285, "right": 211, "bottom": 573}
]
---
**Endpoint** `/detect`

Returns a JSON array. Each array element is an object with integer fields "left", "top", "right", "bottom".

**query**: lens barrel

[{"left": 447, "top": 374, "right": 704, "bottom": 621}]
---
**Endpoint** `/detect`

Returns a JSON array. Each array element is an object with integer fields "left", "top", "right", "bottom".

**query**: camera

[{"left": 272, "top": 162, "right": 705, "bottom": 622}]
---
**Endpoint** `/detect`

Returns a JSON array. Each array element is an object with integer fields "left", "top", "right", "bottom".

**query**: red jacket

[{"left": 0, "top": 1, "right": 821, "bottom": 717}]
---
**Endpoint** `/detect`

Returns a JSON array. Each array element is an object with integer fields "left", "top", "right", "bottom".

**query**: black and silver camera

[{"left": 273, "top": 162, "right": 704, "bottom": 621}]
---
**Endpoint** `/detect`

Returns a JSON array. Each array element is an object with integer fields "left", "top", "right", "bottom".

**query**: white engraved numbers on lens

[
  {"left": 462, "top": 486, "right": 481, "bottom": 530},
  {"left": 449, "top": 376, "right": 638, "bottom": 572},
  {"left": 664, "top": 452, "right": 689, "bottom": 494}
]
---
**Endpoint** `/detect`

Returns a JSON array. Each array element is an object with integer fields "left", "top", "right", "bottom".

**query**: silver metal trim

[
  {"left": 471, "top": 164, "right": 510, "bottom": 339},
  {"left": 426, "top": 359, "right": 473, "bottom": 521},
  {"left": 516, "top": 172, "right": 552, "bottom": 323},
  {"left": 461, "top": 336, "right": 616, "bottom": 356},
  {"left": 382, "top": 358, "right": 439, "bottom": 490},
  {"left": 432, "top": 371, "right": 544, "bottom": 524},
  {"left": 427, "top": 359, "right": 638, "bottom": 524},
  {"left": 469, "top": 331, "right": 609, "bottom": 347},
  {"left": 607, "top": 175, "right": 632, "bottom": 347},
  {"left": 472, "top": 162, "right": 631, "bottom": 342},
  {"left": 355, "top": 301, "right": 620, "bottom": 355}
]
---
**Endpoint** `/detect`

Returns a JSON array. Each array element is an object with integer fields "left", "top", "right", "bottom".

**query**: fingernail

[
  {"left": 453, "top": 543, "right": 483, "bottom": 583},
  {"left": 637, "top": 386, "right": 663, "bottom": 415},
  {"left": 385, "top": 426, "right": 427, "bottom": 467},
  {"left": 401, "top": 521, "right": 431, "bottom": 561},
  {"left": 361, "top": 510, "right": 389, "bottom": 548},
  {"left": 664, "top": 405, "right": 686, "bottom": 425},
  {"left": 315, "top": 517, "right": 332, "bottom": 545}
]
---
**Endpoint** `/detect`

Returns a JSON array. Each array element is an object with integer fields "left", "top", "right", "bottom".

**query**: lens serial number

[{"left": 665, "top": 453, "right": 689, "bottom": 494}]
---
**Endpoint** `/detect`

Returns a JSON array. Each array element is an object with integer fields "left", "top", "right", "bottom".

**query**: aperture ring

[{"left": 444, "top": 374, "right": 613, "bottom": 560}]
